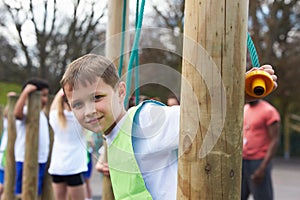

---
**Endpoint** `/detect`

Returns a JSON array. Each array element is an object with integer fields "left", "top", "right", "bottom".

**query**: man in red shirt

[{"left": 242, "top": 100, "right": 280, "bottom": 200}]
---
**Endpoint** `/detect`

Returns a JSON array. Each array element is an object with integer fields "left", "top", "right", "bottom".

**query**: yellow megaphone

[{"left": 245, "top": 69, "right": 274, "bottom": 98}]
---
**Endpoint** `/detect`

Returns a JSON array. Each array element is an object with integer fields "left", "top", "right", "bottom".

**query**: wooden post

[
  {"left": 0, "top": 105, "right": 3, "bottom": 138},
  {"left": 106, "top": 0, "right": 129, "bottom": 75},
  {"left": 41, "top": 95, "right": 55, "bottom": 200},
  {"left": 177, "top": 0, "right": 248, "bottom": 199},
  {"left": 104, "top": 1, "right": 129, "bottom": 199},
  {"left": 22, "top": 92, "right": 41, "bottom": 200},
  {"left": 2, "top": 95, "right": 18, "bottom": 200}
]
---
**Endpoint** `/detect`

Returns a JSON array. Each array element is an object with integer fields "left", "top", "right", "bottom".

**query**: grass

[{"left": 0, "top": 81, "right": 21, "bottom": 106}]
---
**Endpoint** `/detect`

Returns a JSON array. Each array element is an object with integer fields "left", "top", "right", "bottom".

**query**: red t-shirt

[{"left": 243, "top": 100, "right": 280, "bottom": 160}]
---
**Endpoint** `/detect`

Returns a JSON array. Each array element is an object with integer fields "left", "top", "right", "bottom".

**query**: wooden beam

[
  {"left": 0, "top": 106, "right": 3, "bottom": 139},
  {"left": 177, "top": 0, "right": 248, "bottom": 199},
  {"left": 2, "top": 95, "right": 18, "bottom": 200},
  {"left": 22, "top": 92, "right": 41, "bottom": 200},
  {"left": 104, "top": 1, "right": 129, "bottom": 199},
  {"left": 290, "top": 114, "right": 300, "bottom": 122},
  {"left": 106, "top": 0, "right": 129, "bottom": 75}
]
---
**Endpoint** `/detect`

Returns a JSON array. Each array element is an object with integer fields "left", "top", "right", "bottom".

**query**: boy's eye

[
  {"left": 93, "top": 95, "right": 104, "bottom": 101},
  {"left": 71, "top": 101, "right": 83, "bottom": 109}
]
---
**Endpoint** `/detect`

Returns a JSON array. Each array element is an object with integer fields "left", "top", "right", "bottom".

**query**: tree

[
  {"left": 0, "top": 0, "right": 106, "bottom": 91},
  {"left": 0, "top": 35, "right": 24, "bottom": 83},
  {"left": 248, "top": 0, "right": 300, "bottom": 115}
]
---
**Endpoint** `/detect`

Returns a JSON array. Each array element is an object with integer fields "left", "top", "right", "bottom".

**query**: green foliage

[{"left": 0, "top": 82, "right": 21, "bottom": 106}]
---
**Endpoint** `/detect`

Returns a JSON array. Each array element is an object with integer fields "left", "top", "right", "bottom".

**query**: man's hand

[{"left": 251, "top": 167, "right": 266, "bottom": 184}]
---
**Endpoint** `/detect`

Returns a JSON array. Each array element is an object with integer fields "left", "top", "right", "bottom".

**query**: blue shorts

[
  {"left": 83, "top": 152, "right": 93, "bottom": 179},
  {"left": 15, "top": 162, "right": 47, "bottom": 195},
  {"left": 0, "top": 169, "right": 4, "bottom": 184}
]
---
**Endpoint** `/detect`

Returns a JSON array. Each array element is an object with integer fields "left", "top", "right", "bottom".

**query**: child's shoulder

[{"left": 133, "top": 100, "right": 179, "bottom": 128}]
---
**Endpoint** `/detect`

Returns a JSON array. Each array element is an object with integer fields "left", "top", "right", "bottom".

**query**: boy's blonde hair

[{"left": 60, "top": 54, "right": 120, "bottom": 91}]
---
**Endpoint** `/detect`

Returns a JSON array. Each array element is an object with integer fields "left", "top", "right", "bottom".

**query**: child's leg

[
  {"left": 68, "top": 185, "right": 86, "bottom": 200},
  {"left": 83, "top": 152, "right": 93, "bottom": 199},
  {"left": 37, "top": 163, "right": 47, "bottom": 195},
  {"left": 66, "top": 173, "right": 85, "bottom": 200},
  {"left": 0, "top": 169, "right": 5, "bottom": 196},
  {"left": 15, "top": 162, "right": 23, "bottom": 195},
  {"left": 52, "top": 182, "right": 68, "bottom": 200}
]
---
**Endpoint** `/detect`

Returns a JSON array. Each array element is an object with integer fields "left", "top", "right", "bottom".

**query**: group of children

[
  {"left": 0, "top": 53, "right": 277, "bottom": 200},
  {"left": 0, "top": 79, "right": 95, "bottom": 200}
]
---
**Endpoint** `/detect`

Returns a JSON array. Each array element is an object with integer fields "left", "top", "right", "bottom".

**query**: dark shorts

[
  {"left": 51, "top": 173, "right": 85, "bottom": 186},
  {"left": 241, "top": 159, "right": 273, "bottom": 200}
]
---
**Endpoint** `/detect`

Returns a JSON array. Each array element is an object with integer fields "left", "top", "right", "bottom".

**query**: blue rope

[
  {"left": 247, "top": 32, "right": 260, "bottom": 68},
  {"left": 134, "top": 0, "right": 140, "bottom": 105},
  {"left": 118, "top": 0, "right": 127, "bottom": 76},
  {"left": 124, "top": 0, "right": 145, "bottom": 107}
]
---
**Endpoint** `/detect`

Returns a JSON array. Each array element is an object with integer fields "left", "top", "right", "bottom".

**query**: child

[
  {"left": 48, "top": 89, "right": 87, "bottom": 200},
  {"left": 60, "top": 54, "right": 278, "bottom": 200},
  {"left": 13, "top": 78, "right": 50, "bottom": 197}
]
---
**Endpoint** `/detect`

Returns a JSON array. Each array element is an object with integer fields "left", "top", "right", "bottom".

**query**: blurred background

[{"left": 0, "top": 0, "right": 300, "bottom": 157}]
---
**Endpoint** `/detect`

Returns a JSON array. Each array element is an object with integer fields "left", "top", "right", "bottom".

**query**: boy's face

[
  {"left": 64, "top": 78, "right": 126, "bottom": 134},
  {"left": 41, "top": 88, "right": 49, "bottom": 108}
]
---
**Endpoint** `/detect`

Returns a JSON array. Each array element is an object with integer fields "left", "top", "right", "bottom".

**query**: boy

[
  {"left": 14, "top": 78, "right": 50, "bottom": 197},
  {"left": 61, "top": 54, "right": 277, "bottom": 200}
]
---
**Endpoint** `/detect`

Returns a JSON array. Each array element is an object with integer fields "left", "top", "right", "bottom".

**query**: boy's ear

[{"left": 118, "top": 82, "right": 126, "bottom": 98}]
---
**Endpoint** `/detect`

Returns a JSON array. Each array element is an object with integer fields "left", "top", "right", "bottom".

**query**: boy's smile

[{"left": 64, "top": 77, "right": 126, "bottom": 134}]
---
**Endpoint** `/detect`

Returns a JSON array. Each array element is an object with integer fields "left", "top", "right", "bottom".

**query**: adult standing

[{"left": 242, "top": 100, "right": 280, "bottom": 200}]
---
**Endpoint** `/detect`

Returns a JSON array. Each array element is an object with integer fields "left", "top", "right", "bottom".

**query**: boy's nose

[{"left": 85, "top": 103, "right": 97, "bottom": 116}]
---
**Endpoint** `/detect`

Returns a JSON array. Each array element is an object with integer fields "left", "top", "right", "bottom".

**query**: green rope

[
  {"left": 247, "top": 32, "right": 260, "bottom": 68},
  {"left": 124, "top": 0, "right": 145, "bottom": 107},
  {"left": 118, "top": 0, "right": 127, "bottom": 76}
]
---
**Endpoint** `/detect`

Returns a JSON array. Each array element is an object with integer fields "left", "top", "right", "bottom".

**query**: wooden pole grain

[
  {"left": 104, "top": 1, "right": 129, "bottom": 199},
  {"left": 2, "top": 95, "right": 18, "bottom": 200},
  {"left": 177, "top": 0, "right": 249, "bottom": 199},
  {"left": 22, "top": 92, "right": 41, "bottom": 200}
]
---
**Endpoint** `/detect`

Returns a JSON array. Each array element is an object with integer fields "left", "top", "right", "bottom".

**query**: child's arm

[
  {"left": 14, "top": 84, "right": 38, "bottom": 120},
  {"left": 50, "top": 89, "right": 64, "bottom": 111}
]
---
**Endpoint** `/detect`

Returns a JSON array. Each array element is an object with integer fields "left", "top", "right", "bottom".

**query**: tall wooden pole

[
  {"left": 106, "top": 0, "right": 129, "bottom": 75},
  {"left": 0, "top": 106, "right": 3, "bottom": 138},
  {"left": 177, "top": 0, "right": 248, "bottom": 199},
  {"left": 104, "top": 1, "right": 129, "bottom": 199},
  {"left": 2, "top": 95, "right": 18, "bottom": 200},
  {"left": 22, "top": 92, "right": 41, "bottom": 200}
]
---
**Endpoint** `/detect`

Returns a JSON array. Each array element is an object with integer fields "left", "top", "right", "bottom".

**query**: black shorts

[{"left": 51, "top": 173, "right": 85, "bottom": 186}]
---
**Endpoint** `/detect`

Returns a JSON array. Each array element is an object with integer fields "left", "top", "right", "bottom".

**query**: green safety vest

[{"left": 107, "top": 103, "right": 153, "bottom": 200}]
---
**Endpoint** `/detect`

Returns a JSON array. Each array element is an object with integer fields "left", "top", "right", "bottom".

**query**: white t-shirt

[
  {"left": 48, "top": 110, "right": 87, "bottom": 175},
  {"left": 106, "top": 102, "right": 180, "bottom": 200},
  {"left": 0, "top": 118, "right": 8, "bottom": 170},
  {"left": 15, "top": 106, "right": 50, "bottom": 163}
]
